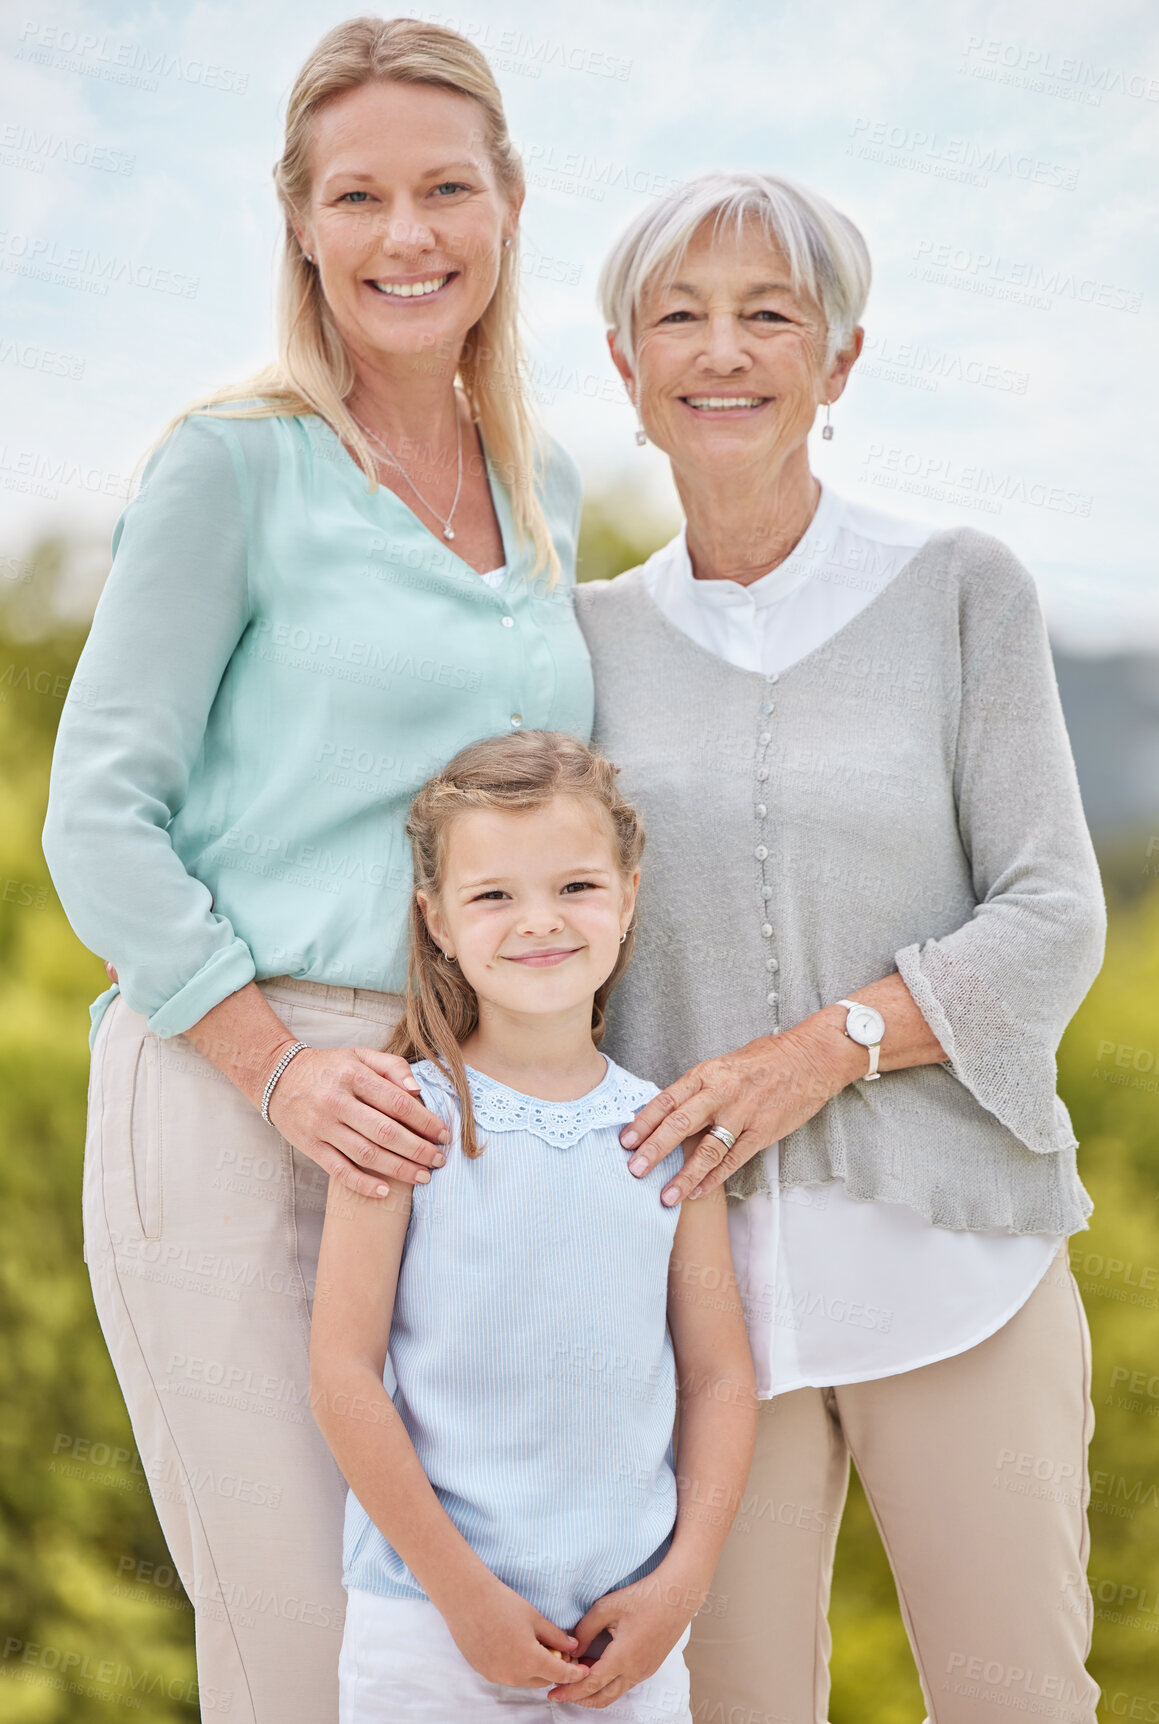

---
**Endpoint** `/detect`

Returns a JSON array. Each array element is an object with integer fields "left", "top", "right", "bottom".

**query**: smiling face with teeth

[
  {"left": 293, "top": 79, "right": 519, "bottom": 379},
  {"left": 609, "top": 216, "right": 862, "bottom": 526}
]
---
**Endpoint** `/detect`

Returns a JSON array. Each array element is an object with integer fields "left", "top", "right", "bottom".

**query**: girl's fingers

[
  {"left": 547, "top": 1658, "right": 629, "bottom": 1706},
  {"left": 567, "top": 1600, "right": 615, "bottom": 1656},
  {"left": 533, "top": 1616, "right": 580, "bottom": 1655}
]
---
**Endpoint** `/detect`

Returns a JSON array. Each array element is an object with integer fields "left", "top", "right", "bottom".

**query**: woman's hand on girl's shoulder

[{"left": 267, "top": 1045, "right": 451, "bottom": 1197}]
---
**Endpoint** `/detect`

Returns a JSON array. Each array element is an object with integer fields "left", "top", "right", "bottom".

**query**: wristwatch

[{"left": 836, "top": 999, "right": 885, "bottom": 1081}]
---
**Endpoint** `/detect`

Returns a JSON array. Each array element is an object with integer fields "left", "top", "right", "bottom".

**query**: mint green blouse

[{"left": 42, "top": 411, "right": 594, "bottom": 1045}]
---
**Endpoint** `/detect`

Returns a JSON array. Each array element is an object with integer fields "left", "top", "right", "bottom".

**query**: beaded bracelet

[{"left": 261, "top": 1041, "right": 310, "bottom": 1124}]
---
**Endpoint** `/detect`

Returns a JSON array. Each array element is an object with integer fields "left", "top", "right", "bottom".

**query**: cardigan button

[
  {"left": 766, "top": 991, "right": 779, "bottom": 1006},
  {"left": 754, "top": 845, "right": 768, "bottom": 861},
  {"left": 761, "top": 922, "right": 773, "bottom": 938},
  {"left": 756, "top": 767, "right": 769, "bottom": 781},
  {"left": 758, "top": 731, "right": 771, "bottom": 747},
  {"left": 510, "top": 714, "right": 523, "bottom": 728},
  {"left": 766, "top": 957, "right": 778, "bottom": 971},
  {"left": 761, "top": 702, "right": 774, "bottom": 716},
  {"left": 501, "top": 616, "right": 515, "bottom": 628},
  {"left": 756, "top": 803, "right": 767, "bottom": 817},
  {"left": 767, "top": 672, "right": 779, "bottom": 685}
]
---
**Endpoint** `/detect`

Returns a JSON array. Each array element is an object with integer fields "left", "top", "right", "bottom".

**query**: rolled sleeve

[
  {"left": 43, "top": 413, "right": 256, "bottom": 1037},
  {"left": 895, "top": 551, "right": 1106, "bottom": 1154}
]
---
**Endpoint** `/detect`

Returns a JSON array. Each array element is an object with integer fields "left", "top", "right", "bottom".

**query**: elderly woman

[{"left": 576, "top": 172, "right": 1104, "bottom": 1724}]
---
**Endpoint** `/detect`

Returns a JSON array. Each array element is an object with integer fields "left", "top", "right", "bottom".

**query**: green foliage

[{"left": 2, "top": 529, "right": 1156, "bottom": 1721}]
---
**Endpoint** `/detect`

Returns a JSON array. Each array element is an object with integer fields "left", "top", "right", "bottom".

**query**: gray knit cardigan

[{"left": 575, "top": 527, "right": 1106, "bottom": 1235}]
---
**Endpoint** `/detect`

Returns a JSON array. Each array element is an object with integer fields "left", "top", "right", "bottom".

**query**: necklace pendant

[{"left": 443, "top": 526, "right": 455, "bottom": 540}]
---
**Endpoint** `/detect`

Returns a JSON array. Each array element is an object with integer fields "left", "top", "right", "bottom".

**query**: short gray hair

[{"left": 598, "top": 170, "right": 871, "bottom": 369}]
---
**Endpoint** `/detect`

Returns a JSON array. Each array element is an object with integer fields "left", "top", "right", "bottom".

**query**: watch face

[{"left": 846, "top": 1005, "right": 885, "bottom": 1048}]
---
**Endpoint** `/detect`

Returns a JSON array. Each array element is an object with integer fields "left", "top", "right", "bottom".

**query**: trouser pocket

[{"left": 128, "top": 1030, "right": 163, "bottom": 1239}]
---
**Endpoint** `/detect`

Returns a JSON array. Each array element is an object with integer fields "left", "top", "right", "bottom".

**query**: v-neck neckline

[
  {"left": 618, "top": 526, "right": 956, "bottom": 687},
  {"left": 307, "top": 411, "right": 514, "bottom": 591}
]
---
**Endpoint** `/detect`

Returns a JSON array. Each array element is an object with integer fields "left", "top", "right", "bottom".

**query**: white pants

[{"left": 339, "top": 1590, "right": 693, "bottom": 1722}]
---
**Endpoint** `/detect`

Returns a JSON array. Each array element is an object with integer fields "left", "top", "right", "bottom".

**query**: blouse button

[
  {"left": 756, "top": 767, "right": 769, "bottom": 781},
  {"left": 755, "top": 845, "right": 768, "bottom": 861},
  {"left": 501, "top": 616, "right": 515, "bottom": 628},
  {"left": 510, "top": 714, "right": 523, "bottom": 728},
  {"left": 761, "top": 922, "right": 773, "bottom": 938}
]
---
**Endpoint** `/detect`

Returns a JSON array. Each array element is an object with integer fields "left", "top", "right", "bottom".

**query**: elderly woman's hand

[
  {"left": 621, "top": 1020, "right": 862, "bottom": 1205},
  {"left": 622, "top": 976, "right": 948, "bottom": 1205}
]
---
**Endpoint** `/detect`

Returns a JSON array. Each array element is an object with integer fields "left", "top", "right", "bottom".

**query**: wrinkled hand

[
  {"left": 267, "top": 1045, "right": 451, "bottom": 1197},
  {"left": 545, "top": 1572, "right": 695, "bottom": 1709},
  {"left": 440, "top": 1573, "right": 586, "bottom": 1691},
  {"left": 620, "top": 1024, "right": 859, "bottom": 1205}
]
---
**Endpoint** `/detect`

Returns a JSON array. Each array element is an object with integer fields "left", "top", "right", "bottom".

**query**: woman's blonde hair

[
  {"left": 173, "top": 16, "right": 558, "bottom": 577},
  {"left": 388, "top": 730, "right": 645, "bottom": 1156}
]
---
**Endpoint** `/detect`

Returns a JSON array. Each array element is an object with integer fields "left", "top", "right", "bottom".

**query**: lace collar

[{"left": 411, "top": 1057, "right": 655, "bottom": 1150}]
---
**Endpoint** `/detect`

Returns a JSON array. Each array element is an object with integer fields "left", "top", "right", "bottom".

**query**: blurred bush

[{"left": 1, "top": 518, "right": 1155, "bottom": 1721}]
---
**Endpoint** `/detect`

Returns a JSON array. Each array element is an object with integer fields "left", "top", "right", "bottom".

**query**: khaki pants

[
  {"left": 686, "top": 1243, "right": 1099, "bottom": 1724},
  {"left": 83, "top": 976, "right": 403, "bottom": 1724}
]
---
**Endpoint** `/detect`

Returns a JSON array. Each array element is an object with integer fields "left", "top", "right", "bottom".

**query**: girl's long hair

[
  {"left": 388, "top": 731, "right": 645, "bottom": 1156},
  {"left": 164, "top": 16, "right": 558, "bottom": 578}
]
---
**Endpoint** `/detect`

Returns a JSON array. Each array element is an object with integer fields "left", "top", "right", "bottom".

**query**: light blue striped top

[
  {"left": 343, "top": 1055, "right": 685, "bottom": 1630},
  {"left": 41, "top": 408, "right": 593, "bottom": 1046}
]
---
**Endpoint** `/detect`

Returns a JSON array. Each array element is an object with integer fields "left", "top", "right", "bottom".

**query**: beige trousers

[
  {"left": 686, "top": 1242, "right": 1099, "bottom": 1724},
  {"left": 83, "top": 976, "right": 403, "bottom": 1724}
]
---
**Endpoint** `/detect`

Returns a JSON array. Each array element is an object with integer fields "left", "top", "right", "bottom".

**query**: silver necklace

[{"left": 351, "top": 407, "right": 464, "bottom": 541}]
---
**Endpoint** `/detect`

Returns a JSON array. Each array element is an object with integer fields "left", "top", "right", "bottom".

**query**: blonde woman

[{"left": 42, "top": 19, "right": 592, "bottom": 1722}]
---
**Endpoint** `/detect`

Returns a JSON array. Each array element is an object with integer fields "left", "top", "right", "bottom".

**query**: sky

[{"left": 2, "top": 0, "right": 1157, "bottom": 649}]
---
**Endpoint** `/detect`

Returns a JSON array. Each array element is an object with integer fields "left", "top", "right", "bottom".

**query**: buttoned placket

[{"left": 752, "top": 673, "right": 782, "bottom": 1030}]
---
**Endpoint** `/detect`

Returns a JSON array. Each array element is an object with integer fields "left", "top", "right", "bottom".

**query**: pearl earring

[
  {"left": 635, "top": 418, "right": 647, "bottom": 447},
  {"left": 502, "top": 237, "right": 512, "bottom": 249},
  {"left": 620, "top": 932, "right": 627, "bottom": 944},
  {"left": 822, "top": 403, "right": 834, "bottom": 441}
]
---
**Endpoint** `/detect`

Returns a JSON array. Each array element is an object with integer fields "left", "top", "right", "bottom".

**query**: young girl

[{"left": 310, "top": 730, "right": 757, "bottom": 1720}]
